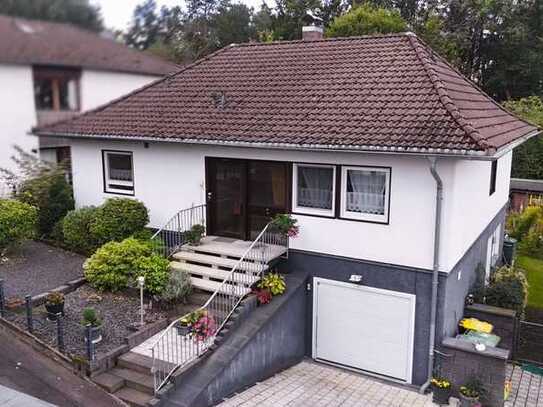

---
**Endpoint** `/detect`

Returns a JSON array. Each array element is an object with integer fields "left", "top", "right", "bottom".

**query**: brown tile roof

[
  {"left": 0, "top": 15, "right": 178, "bottom": 76},
  {"left": 35, "top": 33, "right": 538, "bottom": 155}
]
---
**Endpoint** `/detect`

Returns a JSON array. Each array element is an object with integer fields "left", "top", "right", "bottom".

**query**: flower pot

[
  {"left": 431, "top": 385, "right": 450, "bottom": 405},
  {"left": 45, "top": 302, "right": 64, "bottom": 321},
  {"left": 459, "top": 393, "right": 479, "bottom": 407},
  {"left": 175, "top": 322, "right": 192, "bottom": 336},
  {"left": 84, "top": 325, "right": 102, "bottom": 344}
]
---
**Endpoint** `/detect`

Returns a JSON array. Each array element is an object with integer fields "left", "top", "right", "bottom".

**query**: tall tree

[
  {"left": 0, "top": 0, "right": 103, "bottom": 31},
  {"left": 326, "top": 3, "right": 407, "bottom": 37},
  {"left": 213, "top": 3, "right": 255, "bottom": 47},
  {"left": 504, "top": 97, "right": 543, "bottom": 180}
]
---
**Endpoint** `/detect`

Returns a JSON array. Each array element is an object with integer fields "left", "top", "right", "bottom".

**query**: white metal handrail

[
  {"left": 151, "top": 222, "right": 286, "bottom": 392},
  {"left": 151, "top": 204, "right": 206, "bottom": 258}
]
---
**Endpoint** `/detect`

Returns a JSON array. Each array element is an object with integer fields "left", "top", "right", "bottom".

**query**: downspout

[{"left": 420, "top": 156, "right": 443, "bottom": 394}]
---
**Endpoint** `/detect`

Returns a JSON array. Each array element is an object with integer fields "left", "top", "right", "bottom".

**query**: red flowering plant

[
  {"left": 253, "top": 288, "right": 272, "bottom": 305},
  {"left": 192, "top": 311, "right": 216, "bottom": 342},
  {"left": 271, "top": 214, "right": 299, "bottom": 238}
]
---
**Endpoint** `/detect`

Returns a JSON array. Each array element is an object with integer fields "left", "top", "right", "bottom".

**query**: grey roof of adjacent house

[
  {"left": 34, "top": 32, "right": 540, "bottom": 156},
  {"left": 510, "top": 178, "right": 543, "bottom": 193},
  {"left": 0, "top": 15, "right": 178, "bottom": 76}
]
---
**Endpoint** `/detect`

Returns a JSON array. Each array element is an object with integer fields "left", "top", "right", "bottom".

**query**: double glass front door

[{"left": 206, "top": 158, "right": 289, "bottom": 240}]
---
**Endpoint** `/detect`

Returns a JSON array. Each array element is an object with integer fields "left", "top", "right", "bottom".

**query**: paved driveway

[{"left": 220, "top": 361, "right": 437, "bottom": 407}]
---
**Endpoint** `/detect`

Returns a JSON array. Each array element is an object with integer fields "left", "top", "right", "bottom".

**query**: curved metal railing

[
  {"left": 150, "top": 204, "right": 206, "bottom": 258},
  {"left": 151, "top": 222, "right": 287, "bottom": 392}
]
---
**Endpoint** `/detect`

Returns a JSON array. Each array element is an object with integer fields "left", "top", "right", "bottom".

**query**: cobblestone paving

[
  {"left": 505, "top": 364, "right": 543, "bottom": 407},
  {"left": 219, "top": 361, "right": 439, "bottom": 407}
]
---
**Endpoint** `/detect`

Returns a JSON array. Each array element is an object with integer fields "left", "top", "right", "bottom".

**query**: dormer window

[{"left": 33, "top": 67, "right": 80, "bottom": 111}]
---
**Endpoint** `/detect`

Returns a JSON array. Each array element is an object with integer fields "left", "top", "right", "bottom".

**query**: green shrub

[
  {"left": 89, "top": 198, "right": 149, "bottom": 245},
  {"left": 485, "top": 265, "right": 529, "bottom": 313},
  {"left": 0, "top": 199, "right": 37, "bottom": 253},
  {"left": 62, "top": 206, "right": 99, "bottom": 254},
  {"left": 17, "top": 171, "right": 74, "bottom": 237},
  {"left": 84, "top": 237, "right": 169, "bottom": 294},
  {"left": 0, "top": 146, "right": 73, "bottom": 237},
  {"left": 507, "top": 205, "right": 543, "bottom": 259},
  {"left": 160, "top": 268, "right": 193, "bottom": 303}
]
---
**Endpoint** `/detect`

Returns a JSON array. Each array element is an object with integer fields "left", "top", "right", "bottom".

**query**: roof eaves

[
  {"left": 34, "top": 130, "right": 491, "bottom": 158},
  {"left": 406, "top": 33, "right": 490, "bottom": 153}
]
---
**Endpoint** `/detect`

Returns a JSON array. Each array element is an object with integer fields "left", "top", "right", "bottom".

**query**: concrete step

[
  {"left": 170, "top": 262, "right": 259, "bottom": 286},
  {"left": 93, "top": 371, "right": 124, "bottom": 393},
  {"left": 184, "top": 239, "right": 286, "bottom": 262},
  {"left": 114, "top": 387, "right": 152, "bottom": 407},
  {"left": 190, "top": 277, "right": 252, "bottom": 296},
  {"left": 110, "top": 368, "right": 154, "bottom": 395},
  {"left": 117, "top": 352, "right": 153, "bottom": 375},
  {"left": 173, "top": 251, "right": 267, "bottom": 273}
]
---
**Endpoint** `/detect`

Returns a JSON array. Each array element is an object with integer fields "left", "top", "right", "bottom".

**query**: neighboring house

[
  {"left": 0, "top": 15, "right": 177, "bottom": 195},
  {"left": 34, "top": 29, "right": 539, "bottom": 388},
  {"left": 510, "top": 178, "right": 543, "bottom": 212}
]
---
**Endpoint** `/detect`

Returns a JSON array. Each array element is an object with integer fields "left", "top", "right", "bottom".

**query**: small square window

[
  {"left": 489, "top": 160, "right": 497, "bottom": 196},
  {"left": 103, "top": 151, "right": 134, "bottom": 195},
  {"left": 340, "top": 166, "right": 390, "bottom": 222},
  {"left": 293, "top": 164, "right": 335, "bottom": 216}
]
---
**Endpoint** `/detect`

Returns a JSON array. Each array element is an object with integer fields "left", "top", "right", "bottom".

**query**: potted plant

[
  {"left": 192, "top": 310, "right": 216, "bottom": 342},
  {"left": 271, "top": 214, "right": 299, "bottom": 238},
  {"left": 45, "top": 292, "right": 65, "bottom": 321},
  {"left": 430, "top": 377, "right": 451, "bottom": 405},
  {"left": 459, "top": 378, "right": 484, "bottom": 407},
  {"left": 82, "top": 307, "right": 102, "bottom": 344},
  {"left": 175, "top": 309, "right": 204, "bottom": 336},
  {"left": 186, "top": 224, "right": 205, "bottom": 246},
  {"left": 252, "top": 288, "right": 272, "bottom": 305}
]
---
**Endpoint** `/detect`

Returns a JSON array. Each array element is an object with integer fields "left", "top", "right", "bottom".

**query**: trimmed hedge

[
  {"left": 84, "top": 237, "right": 169, "bottom": 294},
  {"left": 89, "top": 198, "right": 149, "bottom": 246},
  {"left": 0, "top": 199, "right": 37, "bottom": 252}
]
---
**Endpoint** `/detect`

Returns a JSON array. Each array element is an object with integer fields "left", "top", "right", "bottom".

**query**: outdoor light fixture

[
  {"left": 137, "top": 276, "right": 145, "bottom": 327},
  {"left": 349, "top": 274, "right": 363, "bottom": 284}
]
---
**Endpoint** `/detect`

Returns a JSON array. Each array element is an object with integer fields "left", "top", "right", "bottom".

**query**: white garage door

[{"left": 312, "top": 278, "right": 416, "bottom": 383}]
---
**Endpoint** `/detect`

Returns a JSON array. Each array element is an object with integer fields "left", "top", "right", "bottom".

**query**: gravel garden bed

[
  {"left": 0, "top": 240, "right": 85, "bottom": 299},
  {"left": 4, "top": 284, "right": 167, "bottom": 358}
]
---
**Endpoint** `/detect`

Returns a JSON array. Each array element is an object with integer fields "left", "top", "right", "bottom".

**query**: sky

[{"left": 92, "top": 0, "right": 267, "bottom": 32}]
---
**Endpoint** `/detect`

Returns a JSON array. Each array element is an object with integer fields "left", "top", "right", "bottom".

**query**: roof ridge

[
  {"left": 33, "top": 45, "right": 234, "bottom": 133},
  {"left": 231, "top": 32, "right": 411, "bottom": 48},
  {"left": 406, "top": 34, "right": 490, "bottom": 151}
]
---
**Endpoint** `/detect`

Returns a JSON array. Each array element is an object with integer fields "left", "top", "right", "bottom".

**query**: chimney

[{"left": 302, "top": 25, "right": 324, "bottom": 41}]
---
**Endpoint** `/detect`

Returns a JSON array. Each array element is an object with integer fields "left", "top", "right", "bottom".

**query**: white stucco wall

[
  {"left": 80, "top": 70, "right": 160, "bottom": 111},
  {"left": 69, "top": 139, "right": 443, "bottom": 270},
  {"left": 0, "top": 64, "right": 37, "bottom": 196},
  {"left": 68, "top": 138, "right": 511, "bottom": 272},
  {"left": 440, "top": 152, "right": 512, "bottom": 271}
]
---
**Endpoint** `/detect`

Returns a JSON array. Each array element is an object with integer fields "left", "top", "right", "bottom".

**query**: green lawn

[{"left": 517, "top": 255, "right": 543, "bottom": 309}]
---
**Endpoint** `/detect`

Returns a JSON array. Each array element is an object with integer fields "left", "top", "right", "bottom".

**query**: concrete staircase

[
  {"left": 94, "top": 352, "right": 155, "bottom": 407},
  {"left": 170, "top": 237, "right": 273, "bottom": 295}
]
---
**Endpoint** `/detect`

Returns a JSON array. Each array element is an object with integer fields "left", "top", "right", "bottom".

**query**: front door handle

[
  {"left": 265, "top": 208, "right": 271, "bottom": 217},
  {"left": 207, "top": 192, "right": 213, "bottom": 201}
]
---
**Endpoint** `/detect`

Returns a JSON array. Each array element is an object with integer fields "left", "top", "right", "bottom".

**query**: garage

[{"left": 312, "top": 278, "right": 416, "bottom": 383}]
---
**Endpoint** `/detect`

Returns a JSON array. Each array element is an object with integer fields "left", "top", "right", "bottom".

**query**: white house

[
  {"left": 34, "top": 29, "right": 539, "bottom": 389},
  {"left": 0, "top": 14, "right": 177, "bottom": 194}
]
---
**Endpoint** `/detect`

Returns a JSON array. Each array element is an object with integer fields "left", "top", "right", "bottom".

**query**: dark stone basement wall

[{"left": 160, "top": 271, "right": 308, "bottom": 407}]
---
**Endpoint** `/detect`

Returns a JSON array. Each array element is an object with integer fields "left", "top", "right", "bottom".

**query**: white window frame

[
  {"left": 103, "top": 150, "right": 134, "bottom": 195},
  {"left": 292, "top": 163, "right": 336, "bottom": 217},
  {"left": 340, "top": 166, "right": 390, "bottom": 223}
]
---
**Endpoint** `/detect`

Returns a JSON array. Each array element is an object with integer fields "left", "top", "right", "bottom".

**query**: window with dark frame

[
  {"left": 292, "top": 164, "right": 335, "bottom": 216},
  {"left": 340, "top": 166, "right": 390, "bottom": 223},
  {"left": 33, "top": 67, "right": 80, "bottom": 111},
  {"left": 103, "top": 151, "right": 134, "bottom": 194},
  {"left": 489, "top": 160, "right": 497, "bottom": 196}
]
